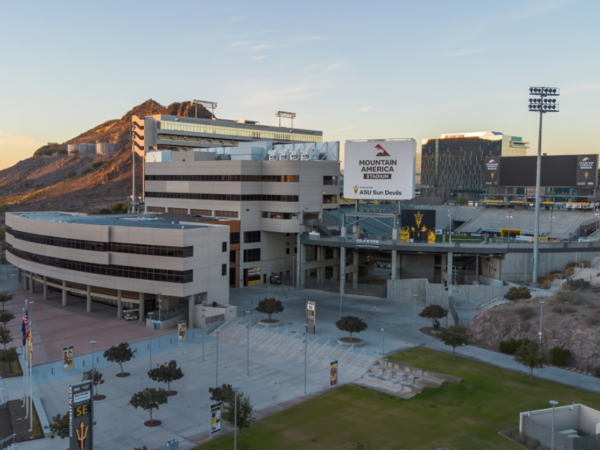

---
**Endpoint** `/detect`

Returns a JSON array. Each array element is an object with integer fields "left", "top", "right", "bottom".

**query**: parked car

[
  {"left": 123, "top": 309, "right": 139, "bottom": 321},
  {"left": 270, "top": 274, "right": 282, "bottom": 285}
]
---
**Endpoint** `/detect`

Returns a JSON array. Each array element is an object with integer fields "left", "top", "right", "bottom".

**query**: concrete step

[{"left": 361, "top": 372, "right": 421, "bottom": 393}]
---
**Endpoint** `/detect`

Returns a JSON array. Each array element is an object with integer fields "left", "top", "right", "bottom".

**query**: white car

[{"left": 123, "top": 310, "right": 139, "bottom": 321}]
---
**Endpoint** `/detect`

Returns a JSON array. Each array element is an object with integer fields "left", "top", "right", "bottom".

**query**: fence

[
  {"left": 305, "top": 278, "right": 387, "bottom": 298},
  {"left": 522, "top": 416, "right": 600, "bottom": 450}
]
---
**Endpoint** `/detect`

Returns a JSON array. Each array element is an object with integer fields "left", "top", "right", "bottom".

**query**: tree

[
  {"left": 335, "top": 316, "right": 368, "bottom": 340},
  {"left": 65, "top": 170, "right": 77, "bottom": 179},
  {"left": 254, "top": 298, "right": 284, "bottom": 322},
  {"left": 0, "top": 327, "right": 13, "bottom": 351},
  {"left": 103, "top": 342, "right": 136, "bottom": 376},
  {"left": 418, "top": 305, "right": 449, "bottom": 327},
  {"left": 0, "top": 310, "right": 16, "bottom": 330},
  {"left": 0, "top": 292, "right": 12, "bottom": 311},
  {"left": 129, "top": 387, "right": 168, "bottom": 426},
  {"left": 223, "top": 391, "right": 256, "bottom": 450},
  {"left": 148, "top": 360, "right": 184, "bottom": 395},
  {"left": 514, "top": 341, "right": 545, "bottom": 384},
  {"left": 82, "top": 368, "right": 105, "bottom": 398},
  {"left": 49, "top": 412, "right": 69, "bottom": 440},
  {"left": 437, "top": 324, "right": 472, "bottom": 361},
  {"left": 455, "top": 195, "right": 468, "bottom": 206},
  {"left": 209, "top": 384, "right": 235, "bottom": 404}
]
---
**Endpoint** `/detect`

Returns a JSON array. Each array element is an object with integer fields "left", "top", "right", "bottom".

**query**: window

[
  {"left": 323, "top": 195, "right": 338, "bottom": 204},
  {"left": 230, "top": 232, "right": 240, "bottom": 244},
  {"left": 222, "top": 264, "right": 227, "bottom": 276},
  {"left": 261, "top": 212, "right": 299, "bottom": 220},
  {"left": 222, "top": 242, "right": 227, "bottom": 252},
  {"left": 286, "top": 248, "right": 290, "bottom": 255},
  {"left": 168, "top": 207, "right": 188, "bottom": 214},
  {"left": 144, "top": 192, "right": 298, "bottom": 202},
  {"left": 147, "top": 206, "right": 165, "bottom": 213},
  {"left": 243, "top": 248, "right": 261, "bottom": 262},
  {"left": 191, "top": 209, "right": 211, "bottom": 216},
  {"left": 323, "top": 176, "right": 338, "bottom": 185},
  {"left": 244, "top": 231, "right": 261, "bottom": 243},
  {"left": 229, "top": 250, "right": 236, "bottom": 263},
  {"left": 294, "top": 247, "right": 297, "bottom": 254},
  {"left": 215, "top": 210, "right": 238, "bottom": 218}
]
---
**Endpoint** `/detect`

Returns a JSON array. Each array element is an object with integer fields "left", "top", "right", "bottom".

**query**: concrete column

[
  {"left": 62, "top": 280, "right": 67, "bottom": 306},
  {"left": 447, "top": 252, "right": 454, "bottom": 285},
  {"left": 23, "top": 271, "right": 27, "bottom": 290},
  {"left": 333, "top": 249, "right": 340, "bottom": 281},
  {"left": 188, "top": 295, "right": 195, "bottom": 328},
  {"left": 300, "top": 244, "right": 306, "bottom": 286},
  {"left": 29, "top": 273, "right": 34, "bottom": 293},
  {"left": 17, "top": 268, "right": 21, "bottom": 283},
  {"left": 86, "top": 285, "right": 92, "bottom": 313},
  {"left": 117, "top": 290, "right": 122, "bottom": 319},
  {"left": 353, "top": 251, "right": 359, "bottom": 289},
  {"left": 43, "top": 276, "right": 48, "bottom": 300},
  {"left": 296, "top": 233, "right": 301, "bottom": 288},
  {"left": 139, "top": 293, "right": 145, "bottom": 323},
  {"left": 391, "top": 250, "right": 397, "bottom": 280},
  {"left": 340, "top": 247, "right": 346, "bottom": 294},
  {"left": 475, "top": 254, "right": 479, "bottom": 283}
]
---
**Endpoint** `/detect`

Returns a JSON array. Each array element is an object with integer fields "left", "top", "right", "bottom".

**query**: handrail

[
  {"left": 311, "top": 339, "right": 330, "bottom": 360},
  {"left": 340, "top": 344, "right": 355, "bottom": 362},
  {"left": 0, "top": 433, "right": 16, "bottom": 446}
]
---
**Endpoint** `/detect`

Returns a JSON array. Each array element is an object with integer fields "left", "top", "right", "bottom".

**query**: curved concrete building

[{"left": 6, "top": 212, "right": 230, "bottom": 326}]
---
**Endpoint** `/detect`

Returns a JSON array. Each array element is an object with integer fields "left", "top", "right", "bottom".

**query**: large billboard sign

[
  {"left": 576, "top": 155, "right": 597, "bottom": 187},
  {"left": 343, "top": 140, "right": 416, "bottom": 200},
  {"left": 401, "top": 209, "right": 436, "bottom": 243},
  {"left": 209, "top": 402, "right": 223, "bottom": 436},
  {"left": 69, "top": 382, "right": 93, "bottom": 450},
  {"left": 483, "top": 156, "right": 500, "bottom": 186}
]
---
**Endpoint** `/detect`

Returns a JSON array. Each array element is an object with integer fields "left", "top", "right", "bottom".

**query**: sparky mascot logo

[{"left": 374, "top": 144, "right": 390, "bottom": 157}]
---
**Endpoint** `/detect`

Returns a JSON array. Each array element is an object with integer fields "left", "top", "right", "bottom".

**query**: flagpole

[
  {"left": 22, "top": 305, "right": 26, "bottom": 408},
  {"left": 23, "top": 301, "right": 28, "bottom": 416},
  {"left": 29, "top": 301, "right": 34, "bottom": 432}
]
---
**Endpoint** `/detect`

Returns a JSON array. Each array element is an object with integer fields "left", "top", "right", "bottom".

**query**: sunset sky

[{"left": 1, "top": 0, "right": 599, "bottom": 169}]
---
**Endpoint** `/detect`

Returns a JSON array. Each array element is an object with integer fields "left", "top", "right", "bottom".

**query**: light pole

[
  {"left": 233, "top": 384, "right": 240, "bottom": 450},
  {"left": 10, "top": 273, "right": 15, "bottom": 311},
  {"left": 90, "top": 340, "right": 96, "bottom": 421},
  {"left": 157, "top": 293, "right": 162, "bottom": 347},
  {"left": 215, "top": 330, "right": 220, "bottom": 387},
  {"left": 448, "top": 210, "right": 453, "bottom": 243},
  {"left": 381, "top": 328, "right": 385, "bottom": 356},
  {"left": 268, "top": 264, "right": 271, "bottom": 294},
  {"left": 303, "top": 324, "right": 308, "bottom": 395},
  {"left": 595, "top": 212, "right": 599, "bottom": 239},
  {"left": 507, "top": 214, "right": 513, "bottom": 247},
  {"left": 202, "top": 307, "right": 206, "bottom": 361},
  {"left": 339, "top": 276, "right": 345, "bottom": 318},
  {"left": 148, "top": 312, "right": 153, "bottom": 369},
  {"left": 413, "top": 294, "right": 418, "bottom": 347},
  {"left": 550, "top": 400, "right": 559, "bottom": 450},
  {"left": 246, "top": 311, "right": 251, "bottom": 376},
  {"left": 539, "top": 301, "right": 545, "bottom": 354},
  {"left": 292, "top": 255, "right": 296, "bottom": 288},
  {"left": 529, "top": 86, "right": 560, "bottom": 284}
]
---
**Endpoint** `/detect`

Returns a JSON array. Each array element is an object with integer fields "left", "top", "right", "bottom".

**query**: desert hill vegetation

[{"left": 0, "top": 99, "right": 212, "bottom": 224}]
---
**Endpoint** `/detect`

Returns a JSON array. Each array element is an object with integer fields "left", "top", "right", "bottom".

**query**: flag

[
  {"left": 22, "top": 309, "right": 30, "bottom": 346},
  {"left": 28, "top": 332, "right": 33, "bottom": 363}
]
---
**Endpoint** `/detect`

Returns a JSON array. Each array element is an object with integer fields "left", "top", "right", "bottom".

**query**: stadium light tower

[
  {"left": 275, "top": 111, "right": 296, "bottom": 128},
  {"left": 529, "top": 86, "right": 560, "bottom": 284},
  {"left": 193, "top": 99, "right": 218, "bottom": 119}
]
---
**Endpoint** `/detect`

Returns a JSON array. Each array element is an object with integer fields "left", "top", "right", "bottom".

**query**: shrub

[
  {"left": 595, "top": 366, "right": 600, "bottom": 378},
  {"left": 564, "top": 279, "right": 590, "bottom": 291},
  {"left": 526, "top": 438, "right": 539, "bottom": 448},
  {"left": 90, "top": 161, "right": 104, "bottom": 169},
  {"left": 504, "top": 287, "right": 532, "bottom": 301},
  {"left": 549, "top": 347, "right": 571, "bottom": 366},
  {"left": 80, "top": 167, "right": 93, "bottom": 176},
  {"left": 499, "top": 338, "right": 532, "bottom": 355},
  {"left": 552, "top": 304, "right": 576, "bottom": 314},
  {"left": 111, "top": 202, "right": 125, "bottom": 213},
  {"left": 64, "top": 170, "right": 76, "bottom": 179},
  {"left": 516, "top": 306, "right": 535, "bottom": 321},
  {"left": 98, "top": 208, "right": 112, "bottom": 214}
]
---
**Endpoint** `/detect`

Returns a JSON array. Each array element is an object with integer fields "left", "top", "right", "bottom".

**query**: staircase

[
  {"left": 357, "top": 359, "right": 462, "bottom": 397},
  {"left": 213, "top": 318, "right": 376, "bottom": 378}
]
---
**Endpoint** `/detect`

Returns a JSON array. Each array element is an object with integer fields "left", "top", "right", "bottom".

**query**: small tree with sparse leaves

[
  {"left": 0, "top": 327, "right": 13, "bottom": 351},
  {"left": 129, "top": 388, "right": 168, "bottom": 426},
  {"left": 255, "top": 298, "right": 284, "bottom": 322},
  {"left": 419, "top": 305, "right": 449, "bottom": 327},
  {"left": 82, "top": 368, "right": 104, "bottom": 398},
  {"left": 49, "top": 412, "right": 69, "bottom": 440},
  {"left": 0, "top": 310, "right": 15, "bottom": 330},
  {"left": 148, "top": 360, "right": 184, "bottom": 395},
  {"left": 209, "top": 384, "right": 235, "bottom": 404},
  {"left": 335, "top": 316, "right": 368, "bottom": 340},
  {"left": 223, "top": 391, "right": 256, "bottom": 449},
  {"left": 103, "top": 342, "right": 136, "bottom": 376},
  {"left": 437, "top": 324, "right": 472, "bottom": 360},
  {"left": 0, "top": 292, "right": 13, "bottom": 311},
  {"left": 514, "top": 341, "right": 545, "bottom": 384}
]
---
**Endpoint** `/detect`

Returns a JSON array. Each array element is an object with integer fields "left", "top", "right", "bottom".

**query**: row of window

[
  {"left": 244, "top": 231, "right": 260, "bottom": 243},
  {"left": 6, "top": 227, "right": 194, "bottom": 258},
  {"left": 262, "top": 212, "right": 299, "bottom": 220},
  {"left": 159, "top": 120, "right": 322, "bottom": 143},
  {"left": 145, "top": 192, "right": 299, "bottom": 202},
  {"left": 230, "top": 232, "right": 240, "bottom": 244},
  {"left": 243, "top": 248, "right": 261, "bottom": 262},
  {"left": 7, "top": 245, "right": 193, "bottom": 283},
  {"left": 146, "top": 175, "right": 300, "bottom": 182},
  {"left": 323, "top": 176, "right": 339, "bottom": 185}
]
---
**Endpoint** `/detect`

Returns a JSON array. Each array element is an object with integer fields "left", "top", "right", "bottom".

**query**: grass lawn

[{"left": 195, "top": 347, "right": 600, "bottom": 450}]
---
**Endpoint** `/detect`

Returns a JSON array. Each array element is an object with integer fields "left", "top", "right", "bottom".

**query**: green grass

[{"left": 194, "top": 348, "right": 600, "bottom": 450}]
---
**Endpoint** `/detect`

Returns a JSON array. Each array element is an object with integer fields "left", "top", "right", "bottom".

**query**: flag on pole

[
  {"left": 28, "top": 330, "right": 33, "bottom": 363},
  {"left": 22, "top": 309, "right": 30, "bottom": 346}
]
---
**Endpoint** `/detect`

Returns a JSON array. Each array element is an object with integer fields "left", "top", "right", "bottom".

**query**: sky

[{"left": 0, "top": 0, "right": 599, "bottom": 170}]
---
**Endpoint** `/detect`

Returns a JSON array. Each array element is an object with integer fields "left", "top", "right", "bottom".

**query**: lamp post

[
  {"left": 10, "top": 273, "right": 15, "bottom": 311},
  {"left": 507, "top": 214, "right": 513, "bottom": 246},
  {"left": 148, "top": 312, "right": 154, "bottom": 369},
  {"left": 595, "top": 212, "right": 599, "bottom": 239},
  {"left": 268, "top": 265, "right": 271, "bottom": 294},
  {"left": 339, "top": 276, "right": 345, "bottom": 318},
  {"left": 529, "top": 86, "right": 560, "bottom": 284},
  {"left": 157, "top": 293, "right": 162, "bottom": 347},
  {"left": 233, "top": 384, "right": 240, "bottom": 450},
  {"left": 413, "top": 294, "right": 418, "bottom": 347},
  {"left": 550, "top": 400, "right": 559, "bottom": 450},
  {"left": 202, "top": 307, "right": 206, "bottom": 361},
  {"left": 292, "top": 255, "right": 296, "bottom": 288},
  {"left": 90, "top": 340, "right": 96, "bottom": 421},
  {"left": 539, "top": 301, "right": 545, "bottom": 354},
  {"left": 381, "top": 328, "right": 385, "bottom": 356},
  {"left": 245, "top": 310, "right": 251, "bottom": 376},
  {"left": 448, "top": 210, "right": 453, "bottom": 243},
  {"left": 303, "top": 324, "right": 308, "bottom": 395},
  {"left": 215, "top": 330, "right": 220, "bottom": 387}
]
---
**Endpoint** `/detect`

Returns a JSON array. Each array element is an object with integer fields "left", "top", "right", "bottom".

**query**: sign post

[
  {"left": 306, "top": 301, "right": 315, "bottom": 334},
  {"left": 69, "top": 381, "right": 93, "bottom": 450},
  {"left": 178, "top": 320, "right": 186, "bottom": 342},
  {"left": 329, "top": 360, "right": 338, "bottom": 388},
  {"left": 209, "top": 401, "right": 223, "bottom": 436},
  {"left": 63, "top": 346, "right": 74, "bottom": 371}
]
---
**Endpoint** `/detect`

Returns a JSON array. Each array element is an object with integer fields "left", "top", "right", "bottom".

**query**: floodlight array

[
  {"left": 528, "top": 98, "right": 559, "bottom": 112},
  {"left": 529, "top": 87, "right": 560, "bottom": 96}
]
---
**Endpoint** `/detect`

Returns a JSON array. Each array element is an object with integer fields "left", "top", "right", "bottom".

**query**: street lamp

[
  {"left": 448, "top": 210, "right": 453, "bottom": 243},
  {"left": 157, "top": 293, "right": 162, "bottom": 347},
  {"left": 292, "top": 255, "right": 296, "bottom": 288},
  {"left": 381, "top": 328, "right": 385, "bottom": 356},
  {"left": 303, "top": 324, "right": 308, "bottom": 395},
  {"left": 215, "top": 330, "right": 220, "bottom": 387},
  {"left": 268, "top": 265, "right": 271, "bottom": 294},
  {"left": 202, "top": 307, "right": 206, "bottom": 361},
  {"left": 245, "top": 311, "right": 251, "bottom": 376},
  {"left": 529, "top": 86, "right": 560, "bottom": 284},
  {"left": 550, "top": 400, "right": 559, "bottom": 450},
  {"left": 148, "top": 312, "right": 154, "bottom": 369},
  {"left": 539, "top": 301, "right": 545, "bottom": 354},
  {"left": 339, "top": 276, "right": 345, "bottom": 318},
  {"left": 507, "top": 214, "right": 513, "bottom": 247},
  {"left": 90, "top": 340, "right": 96, "bottom": 420},
  {"left": 413, "top": 294, "right": 418, "bottom": 347},
  {"left": 233, "top": 384, "right": 240, "bottom": 450}
]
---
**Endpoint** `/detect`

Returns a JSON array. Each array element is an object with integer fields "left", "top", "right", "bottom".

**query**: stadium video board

[
  {"left": 343, "top": 140, "right": 416, "bottom": 200},
  {"left": 484, "top": 155, "right": 598, "bottom": 187}
]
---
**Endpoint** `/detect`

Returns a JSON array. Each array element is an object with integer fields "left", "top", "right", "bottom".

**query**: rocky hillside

[
  {"left": 0, "top": 99, "right": 212, "bottom": 222},
  {"left": 469, "top": 298, "right": 600, "bottom": 373}
]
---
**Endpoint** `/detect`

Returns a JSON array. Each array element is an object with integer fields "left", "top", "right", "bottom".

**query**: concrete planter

[
  {"left": 258, "top": 319, "right": 284, "bottom": 327},
  {"left": 337, "top": 337, "right": 366, "bottom": 347}
]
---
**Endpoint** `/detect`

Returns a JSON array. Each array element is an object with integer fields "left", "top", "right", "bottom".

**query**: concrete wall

[
  {"left": 520, "top": 404, "right": 600, "bottom": 436},
  {"left": 500, "top": 251, "right": 600, "bottom": 283},
  {"left": 399, "top": 254, "right": 435, "bottom": 282}
]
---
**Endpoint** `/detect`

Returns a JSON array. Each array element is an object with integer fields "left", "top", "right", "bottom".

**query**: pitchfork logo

[{"left": 374, "top": 144, "right": 390, "bottom": 157}]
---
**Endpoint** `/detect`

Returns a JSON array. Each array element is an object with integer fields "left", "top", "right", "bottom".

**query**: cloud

[
  {"left": 356, "top": 106, "right": 372, "bottom": 112},
  {"left": 0, "top": 131, "right": 41, "bottom": 149},
  {"left": 561, "top": 84, "right": 600, "bottom": 95},
  {"left": 250, "top": 55, "right": 268, "bottom": 61},
  {"left": 326, "top": 61, "right": 343, "bottom": 71},
  {"left": 332, "top": 126, "right": 355, "bottom": 132},
  {"left": 251, "top": 44, "right": 281, "bottom": 52},
  {"left": 240, "top": 80, "right": 327, "bottom": 107},
  {"left": 445, "top": 48, "right": 486, "bottom": 58},
  {"left": 512, "top": 1, "right": 569, "bottom": 21},
  {"left": 229, "top": 41, "right": 251, "bottom": 47},
  {"left": 228, "top": 16, "right": 249, "bottom": 23}
]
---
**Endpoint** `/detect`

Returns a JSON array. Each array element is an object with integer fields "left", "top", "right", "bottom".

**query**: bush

[
  {"left": 549, "top": 347, "right": 571, "bottom": 366},
  {"left": 526, "top": 438, "right": 539, "bottom": 448},
  {"left": 80, "top": 167, "right": 93, "bottom": 176},
  {"left": 516, "top": 306, "right": 535, "bottom": 321},
  {"left": 64, "top": 170, "right": 76, "bottom": 179},
  {"left": 111, "top": 202, "right": 125, "bottom": 213},
  {"left": 552, "top": 304, "right": 576, "bottom": 314},
  {"left": 504, "top": 287, "right": 532, "bottom": 301},
  {"left": 90, "top": 161, "right": 103, "bottom": 169},
  {"left": 564, "top": 279, "right": 590, "bottom": 291},
  {"left": 595, "top": 366, "right": 600, "bottom": 378},
  {"left": 98, "top": 208, "right": 112, "bottom": 214},
  {"left": 499, "top": 338, "right": 532, "bottom": 355}
]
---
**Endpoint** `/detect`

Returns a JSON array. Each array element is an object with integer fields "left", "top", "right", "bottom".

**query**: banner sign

[
  {"left": 63, "top": 346, "right": 74, "bottom": 371},
  {"left": 401, "top": 209, "right": 436, "bottom": 243},
  {"left": 483, "top": 156, "right": 500, "bottom": 186},
  {"left": 69, "top": 381, "right": 93, "bottom": 450},
  {"left": 306, "top": 301, "right": 316, "bottom": 334},
  {"left": 178, "top": 320, "right": 186, "bottom": 341},
  {"left": 330, "top": 360, "right": 338, "bottom": 388},
  {"left": 355, "top": 239, "right": 379, "bottom": 249},
  {"left": 209, "top": 402, "right": 223, "bottom": 436},
  {"left": 246, "top": 267, "right": 261, "bottom": 286},
  {"left": 576, "top": 154, "right": 598, "bottom": 187}
]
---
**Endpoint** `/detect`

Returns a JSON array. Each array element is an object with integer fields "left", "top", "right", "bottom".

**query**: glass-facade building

[{"left": 420, "top": 131, "right": 528, "bottom": 201}]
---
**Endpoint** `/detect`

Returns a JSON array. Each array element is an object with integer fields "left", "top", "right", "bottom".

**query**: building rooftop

[{"left": 10, "top": 212, "right": 207, "bottom": 230}]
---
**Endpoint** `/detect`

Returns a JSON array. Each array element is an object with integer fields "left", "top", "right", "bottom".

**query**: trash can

[{"left": 166, "top": 439, "right": 179, "bottom": 450}]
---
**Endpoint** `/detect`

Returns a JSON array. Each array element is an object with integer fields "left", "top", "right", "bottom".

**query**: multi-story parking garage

[{"left": 5, "top": 212, "right": 230, "bottom": 326}]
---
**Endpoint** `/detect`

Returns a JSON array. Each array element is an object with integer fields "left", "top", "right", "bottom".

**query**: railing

[
  {"left": 305, "top": 278, "right": 387, "bottom": 298},
  {"left": 205, "top": 315, "right": 224, "bottom": 334},
  {"left": 478, "top": 296, "right": 501, "bottom": 310},
  {"left": 448, "top": 296, "right": 459, "bottom": 325},
  {"left": 0, "top": 434, "right": 16, "bottom": 448}
]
